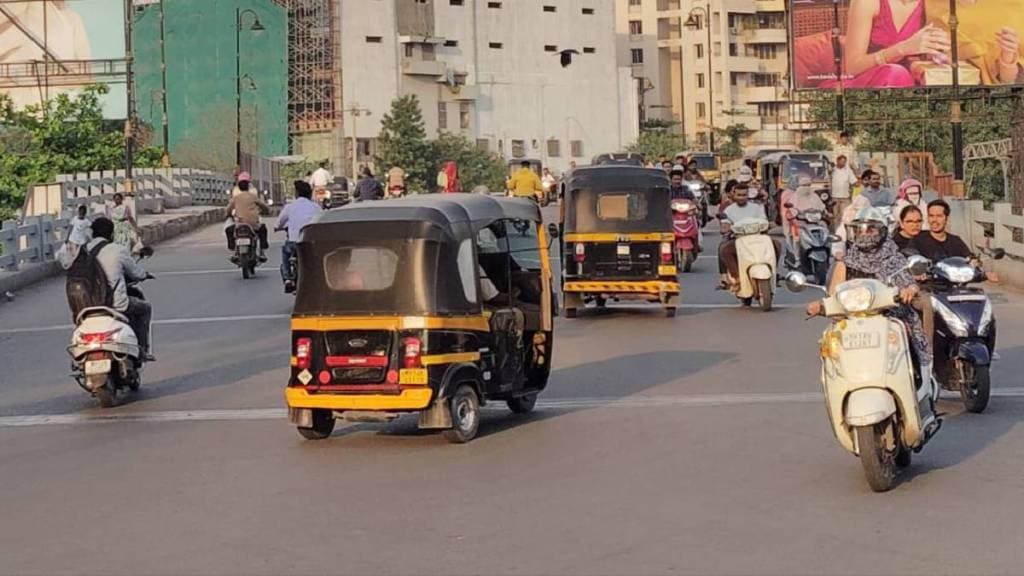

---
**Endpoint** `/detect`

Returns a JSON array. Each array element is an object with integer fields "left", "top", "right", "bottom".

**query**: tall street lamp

[
  {"left": 236, "top": 8, "right": 265, "bottom": 169},
  {"left": 684, "top": 4, "right": 714, "bottom": 153}
]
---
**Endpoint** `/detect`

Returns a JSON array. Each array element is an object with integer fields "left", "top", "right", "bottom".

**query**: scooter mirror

[
  {"left": 991, "top": 247, "right": 1006, "bottom": 260},
  {"left": 547, "top": 223, "right": 559, "bottom": 240},
  {"left": 907, "top": 255, "right": 931, "bottom": 276},
  {"left": 785, "top": 271, "right": 809, "bottom": 293}
]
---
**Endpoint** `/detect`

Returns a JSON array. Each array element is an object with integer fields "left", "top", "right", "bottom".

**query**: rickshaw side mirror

[{"left": 547, "top": 223, "right": 559, "bottom": 240}]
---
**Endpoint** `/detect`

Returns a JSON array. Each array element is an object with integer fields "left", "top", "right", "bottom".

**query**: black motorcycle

[
  {"left": 928, "top": 249, "right": 1004, "bottom": 413},
  {"left": 233, "top": 223, "right": 261, "bottom": 279}
]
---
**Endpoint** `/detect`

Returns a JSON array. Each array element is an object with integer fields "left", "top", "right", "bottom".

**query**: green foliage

[
  {"left": 375, "top": 95, "right": 432, "bottom": 193},
  {"left": 625, "top": 131, "right": 686, "bottom": 162},
  {"left": 715, "top": 123, "right": 753, "bottom": 159},
  {"left": 0, "top": 85, "right": 162, "bottom": 221},
  {"left": 801, "top": 135, "right": 832, "bottom": 152},
  {"left": 639, "top": 118, "right": 681, "bottom": 133},
  {"left": 430, "top": 132, "right": 506, "bottom": 193},
  {"left": 804, "top": 89, "right": 1018, "bottom": 203}
]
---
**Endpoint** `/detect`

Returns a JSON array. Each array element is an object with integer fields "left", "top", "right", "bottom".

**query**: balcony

[
  {"left": 445, "top": 84, "right": 480, "bottom": 101},
  {"left": 727, "top": 56, "right": 763, "bottom": 73},
  {"left": 755, "top": 0, "right": 786, "bottom": 12},
  {"left": 401, "top": 58, "right": 446, "bottom": 77},
  {"left": 742, "top": 86, "right": 783, "bottom": 103},
  {"left": 742, "top": 28, "right": 787, "bottom": 44}
]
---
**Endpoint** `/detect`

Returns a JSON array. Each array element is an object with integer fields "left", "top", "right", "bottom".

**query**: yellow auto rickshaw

[
  {"left": 559, "top": 165, "right": 680, "bottom": 318},
  {"left": 285, "top": 194, "right": 556, "bottom": 443}
]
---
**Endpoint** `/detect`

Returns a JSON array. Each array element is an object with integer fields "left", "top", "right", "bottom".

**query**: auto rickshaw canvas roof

[
  {"left": 564, "top": 165, "right": 669, "bottom": 194},
  {"left": 304, "top": 193, "right": 542, "bottom": 242}
]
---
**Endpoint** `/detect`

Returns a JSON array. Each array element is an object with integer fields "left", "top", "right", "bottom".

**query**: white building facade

[
  {"left": 616, "top": 0, "right": 806, "bottom": 152},
  {"left": 340, "top": 0, "right": 639, "bottom": 174}
]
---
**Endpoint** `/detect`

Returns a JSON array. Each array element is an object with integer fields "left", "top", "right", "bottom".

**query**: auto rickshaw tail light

[
  {"left": 660, "top": 242, "right": 673, "bottom": 263},
  {"left": 402, "top": 336, "right": 422, "bottom": 368},
  {"left": 295, "top": 337, "right": 312, "bottom": 369},
  {"left": 574, "top": 242, "right": 585, "bottom": 263}
]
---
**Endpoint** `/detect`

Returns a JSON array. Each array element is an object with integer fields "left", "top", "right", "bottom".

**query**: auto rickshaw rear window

[
  {"left": 323, "top": 247, "right": 399, "bottom": 292},
  {"left": 597, "top": 192, "right": 648, "bottom": 221}
]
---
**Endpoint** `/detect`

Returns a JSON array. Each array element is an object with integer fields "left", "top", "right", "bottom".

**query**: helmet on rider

[
  {"left": 670, "top": 164, "right": 686, "bottom": 177},
  {"left": 847, "top": 207, "right": 889, "bottom": 252}
]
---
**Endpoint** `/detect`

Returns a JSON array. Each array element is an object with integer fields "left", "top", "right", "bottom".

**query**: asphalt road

[{"left": 1, "top": 206, "right": 1024, "bottom": 575}]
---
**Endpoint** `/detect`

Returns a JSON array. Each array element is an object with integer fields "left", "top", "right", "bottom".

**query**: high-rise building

[
  {"left": 341, "top": 0, "right": 638, "bottom": 174},
  {"left": 617, "top": 0, "right": 803, "bottom": 152}
]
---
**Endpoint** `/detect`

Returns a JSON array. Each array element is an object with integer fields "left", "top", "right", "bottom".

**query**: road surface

[{"left": 1, "top": 207, "right": 1023, "bottom": 575}]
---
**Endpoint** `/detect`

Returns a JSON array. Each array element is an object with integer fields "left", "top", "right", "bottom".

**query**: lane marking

[
  {"left": 0, "top": 314, "right": 290, "bottom": 335},
  {"left": 2, "top": 388, "right": 1022, "bottom": 428}
]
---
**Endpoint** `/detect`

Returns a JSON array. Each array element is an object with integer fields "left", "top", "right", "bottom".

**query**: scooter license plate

[
  {"left": 843, "top": 332, "right": 880, "bottom": 350},
  {"left": 616, "top": 244, "right": 630, "bottom": 257},
  {"left": 84, "top": 359, "right": 112, "bottom": 376},
  {"left": 236, "top": 238, "right": 252, "bottom": 246}
]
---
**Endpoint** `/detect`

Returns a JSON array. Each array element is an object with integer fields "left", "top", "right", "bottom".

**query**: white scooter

[
  {"left": 786, "top": 259, "right": 941, "bottom": 492},
  {"left": 722, "top": 216, "right": 777, "bottom": 311},
  {"left": 67, "top": 274, "right": 153, "bottom": 408}
]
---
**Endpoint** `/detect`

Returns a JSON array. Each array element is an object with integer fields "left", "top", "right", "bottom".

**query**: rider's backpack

[{"left": 66, "top": 240, "right": 113, "bottom": 319}]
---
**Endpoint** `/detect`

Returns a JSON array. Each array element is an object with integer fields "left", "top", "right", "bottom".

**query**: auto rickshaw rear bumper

[
  {"left": 285, "top": 386, "right": 434, "bottom": 412},
  {"left": 563, "top": 280, "right": 680, "bottom": 295}
]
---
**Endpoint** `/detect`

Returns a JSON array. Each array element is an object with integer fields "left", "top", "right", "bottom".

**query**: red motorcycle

[{"left": 671, "top": 199, "right": 701, "bottom": 272}]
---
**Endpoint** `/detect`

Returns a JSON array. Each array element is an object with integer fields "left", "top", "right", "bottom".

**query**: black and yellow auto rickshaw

[
  {"left": 285, "top": 194, "right": 556, "bottom": 443},
  {"left": 559, "top": 165, "right": 680, "bottom": 318}
]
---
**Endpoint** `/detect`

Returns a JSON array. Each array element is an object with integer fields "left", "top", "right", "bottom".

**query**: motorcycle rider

[
  {"left": 808, "top": 207, "right": 938, "bottom": 430},
  {"left": 507, "top": 160, "right": 544, "bottom": 201},
  {"left": 84, "top": 217, "right": 155, "bottom": 362},
  {"left": 718, "top": 183, "right": 781, "bottom": 291},
  {"left": 225, "top": 174, "right": 271, "bottom": 262},
  {"left": 893, "top": 204, "right": 923, "bottom": 250},
  {"left": 669, "top": 165, "right": 696, "bottom": 200},
  {"left": 277, "top": 180, "right": 322, "bottom": 292},
  {"left": 860, "top": 170, "right": 897, "bottom": 208}
]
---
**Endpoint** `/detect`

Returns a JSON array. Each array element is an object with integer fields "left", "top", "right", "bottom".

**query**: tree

[
  {"left": 625, "top": 131, "right": 686, "bottom": 163},
  {"left": 715, "top": 123, "right": 753, "bottom": 159},
  {"left": 430, "top": 132, "right": 506, "bottom": 193},
  {"left": 0, "top": 85, "right": 162, "bottom": 221},
  {"left": 801, "top": 134, "right": 832, "bottom": 152},
  {"left": 375, "top": 95, "right": 432, "bottom": 192}
]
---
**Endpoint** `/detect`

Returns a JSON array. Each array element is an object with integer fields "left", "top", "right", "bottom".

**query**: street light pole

[
  {"left": 235, "top": 8, "right": 264, "bottom": 171},
  {"left": 159, "top": 0, "right": 170, "bottom": 167},
  {"left": 685, "top": 5, "right": 714, "bottom": 153},
  {"left": 948, "top": 0, "right": 965, "bottom": 193}
]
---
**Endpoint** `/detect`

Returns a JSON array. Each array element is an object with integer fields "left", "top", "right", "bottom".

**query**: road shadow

[
  {"left": 314, "top": 349, "right": 735, "bottom": 445},
  {"left": 900, "top": 345, "right": 1024, "bottom": 486}
]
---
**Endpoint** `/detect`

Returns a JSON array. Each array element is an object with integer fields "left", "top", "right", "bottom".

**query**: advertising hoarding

[
  {"left": 791, "top": 0, "right": 1024, "bottom": 90},
  {"left": 0, "top": 0, "right": 126, "bottom": 116}
]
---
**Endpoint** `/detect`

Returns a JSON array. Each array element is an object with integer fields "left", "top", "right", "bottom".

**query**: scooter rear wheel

[
  {"left": 95, "top": 378, "right": 117, "bottom": 408},
  {"left": 855, "top": 421, "right": 898, "bottom": 492},
  {"left": 757, "top": 279, "right": 773, "bottom": 312}
]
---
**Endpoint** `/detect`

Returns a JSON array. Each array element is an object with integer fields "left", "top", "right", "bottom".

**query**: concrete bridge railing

[{"left": 948, "top": 200, "right": 1024, "bottom": 288}]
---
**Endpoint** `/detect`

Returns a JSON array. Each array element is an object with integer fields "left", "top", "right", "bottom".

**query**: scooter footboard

[
  {"left": 844, "top": 388, "right": 897, "bottom": 427},
  {"left": 748, "top": 263, "right": 773, "bottom": 281}
]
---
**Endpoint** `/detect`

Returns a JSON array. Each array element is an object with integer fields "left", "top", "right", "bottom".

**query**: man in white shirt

[
  {"left": 830, "top": 154, "right": 858, "bottom": 227},
  {"left": 718, "top": 184, "right": 779, "bottom": 289},
  {"left": 832, "top": 131, "right": 859, "bottom": 173},
  {"left": 276, "top": 181, "right": 322, "bottom": 292},
  {"left": 310, "top": 162, "right": 333, "bottom": 203}
]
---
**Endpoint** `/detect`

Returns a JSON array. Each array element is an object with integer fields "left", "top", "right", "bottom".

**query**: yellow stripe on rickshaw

[
  {"left": 420, "top": 351, "right": 482, "bottom": 366},
  {"left": 563, "top": 281, "right": 680, "bottom": 294},
  {"left": 285, "top": 387, "right": 433, "bottom": 411}
]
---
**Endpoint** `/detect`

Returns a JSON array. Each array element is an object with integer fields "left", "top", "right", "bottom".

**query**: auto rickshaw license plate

[
  {"left": 616, "top": 244, "right": 630, "bottom": 256},
  {"left": 236, "top": 238, "right": 251, "bottom": 246},
  {"left": 399, "top": 368, "right": 428, "bottom": 385},
  {"left": 85, "top": 359, "right": 111, "bottom": 375},
  {"left": 842, "top": 332, "right": 880, "bottom": 350}
]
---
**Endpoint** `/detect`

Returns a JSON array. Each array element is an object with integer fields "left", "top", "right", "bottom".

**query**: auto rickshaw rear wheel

[
  {"left": 297, "top": 409, "right": 335, "bottom": 440},
  {"left": 443, "top": 384, "right": 481, "bottom": 444},
  {"left": 663, "top": 306, "right": 677, "bottom": 318}
]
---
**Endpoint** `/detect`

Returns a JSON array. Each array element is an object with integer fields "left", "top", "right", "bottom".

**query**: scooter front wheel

[
  {"left": 855, "top": 421, "right": 899, "bottom": 492},
  {"left": 961, "top": 361, "right": 991, "bottom": 414}
]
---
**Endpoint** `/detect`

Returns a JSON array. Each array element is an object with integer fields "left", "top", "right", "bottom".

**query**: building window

[
  {"left": 547, "top": 139, "right": 561, "bottom": 157},
  {"left": 422, "top": 44, "right": 436, "bottom": 60},
  {"left": 631, "top": 48, "right": 644, "bottom": 64},
  {"left": 697, "top": 103, "right": 706, "bottom": 118},
  {"left": 476, "top": 138, "right": 490, "bottom": 151},
  {"left": 695, "top": 44, "right": 704, "bottom": 59},
  {"left": 511, "top": 140, "right": 526, "bottom": 158},
  {"left": 583, "top": 46, "right": 596, "bottom": 54},
  {"left": 489, "top": 42, "right": 503, "bottom": 49},
  {"left": 582, "top": 7, "right": 595, "bottom": 14},
  {"left": 438, "top": 103, "right": 448, "bottom": 130},
  {"left": 629, "top": 20, "right": 643, "bottom": 35},
  {"left": 544, "top": 45, "right": 558, "bottom": 52},
  {"left": 488, "top": 1, "right": 502, "bottom": 8},
  {"left": 405, "top": 44, "right": 415, "bottom": 57},
  {"left": 752, "top": 73, "right": 779, "bottom": 87},
  {"left": 460, "top": 102, "right": 471, "bottom": 129},
  {"left": 629, "top": 0, "right": 641, "bottom": 5},
  {"left": 729, "top": 43, "right": 738, "bottom": 56},
  {"left": 749, "top": 44, "right": 778, "bottom": 60},
  {"left": 543, "top": 5, "right": 556, "bottom": 12},
  {"left": 357, "top": 138, "right": 373, "bottom": 160},
  {"left": 444, "top": 40, "right": 459, "bottom": 47},
  {"left": 366, "top": 36, "right": 383, "bottom": 43},
  {"left": 570, "top": 140, "right": 584, "bottom": 158},
  {"left": 450, "top": 0, "right": 464, "bottom": 4},
  {"left": 696, "top": 73, "right": 705, "bottom": 88},
  {"left": 758, "top": 103, "right": 783, "bottom": 117}
]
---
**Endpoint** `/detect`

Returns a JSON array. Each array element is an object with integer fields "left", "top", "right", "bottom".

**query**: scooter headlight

[
  {"left": 804, "top": 211, "right": 822, "bottom": 223},
  {"left": 979, "top": 299, "right": 994, "bottom": 336},
  {"left": 932, "top": 296, "right": 969, "bottom": 337},
  {"left": 935, "top": 261, "right": 975, "bottom": 284},
  {"left": 836, "top": 285, "right": 874, "bottom": 313}
]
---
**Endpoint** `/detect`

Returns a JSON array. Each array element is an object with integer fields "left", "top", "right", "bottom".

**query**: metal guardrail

[{"left": 0, "top": 215, "right": 69, "bottom": 272}]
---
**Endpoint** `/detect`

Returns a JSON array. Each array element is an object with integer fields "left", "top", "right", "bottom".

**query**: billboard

[
  {"left": 791, "top": 0, "right": 1024, "bottom": 90},
  {"left": 0, "top": 0, "right": 126, "bottom": 117}
]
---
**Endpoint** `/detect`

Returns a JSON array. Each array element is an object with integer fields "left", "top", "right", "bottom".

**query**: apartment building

[
  {"left": 341, "top": 0, "right": 638, "bottom": 174},
  {"left": 617, "top": 0, "right": 803, "bottom": 151}
]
